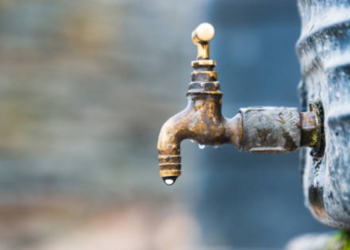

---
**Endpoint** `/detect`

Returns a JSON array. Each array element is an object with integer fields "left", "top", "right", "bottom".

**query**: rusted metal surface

[
  {"left": 157, "top": 58, "right": 243, "bottom": 183},
  {"left": 157, "top": 23, "right": 321, "bottom": 186},
  {"left": 300, "top": 106, "right": 318, "bottom": 147},
  {"left": 239, "top": 107, "right": 300, "bottom": 154},
  {"left": 300, "top": 102, "right": 324, "bottom": 160},
  {"left": 297, "top": 0, "right": 350, "bottom": 229},
  {"left": 158, "top": 24, "right": 241, "bottom": 184}
]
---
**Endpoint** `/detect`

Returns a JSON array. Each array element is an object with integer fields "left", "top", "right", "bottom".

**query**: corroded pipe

[{"left": 157, "top": 23, "right": 321, "bottom": 186}]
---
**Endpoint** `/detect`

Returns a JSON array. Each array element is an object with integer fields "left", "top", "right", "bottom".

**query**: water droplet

[
  {"left": 190, "top": 140, "right": 195, "bottom": 143},
  {"left": 165, "top": 179, "right": 174, "bottom": 185},
  {"left": 336, "top": 92, "right": 340, "bottom": 98},
  {"left": 213, "top": 144, "right": 220, "bottom": 149},
  {"left": 199, "top": 144, "right": 205, "bottom": 149},
  {"left": 162, "top": 177, "right": 177, "bottom": 186}
]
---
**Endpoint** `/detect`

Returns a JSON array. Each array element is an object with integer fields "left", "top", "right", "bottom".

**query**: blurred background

[{"left": 0, "top": 0, "right": 331, "bottom": 249}]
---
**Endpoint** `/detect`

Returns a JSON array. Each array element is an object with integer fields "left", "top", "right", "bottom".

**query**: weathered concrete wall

[{"left": 297, "top": 0, "right": 350, "bottom": 230}]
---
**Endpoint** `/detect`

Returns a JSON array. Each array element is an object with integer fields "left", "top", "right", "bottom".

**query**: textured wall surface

[{"left": 297, "top": 0, "right": 350, "bottom": 229}]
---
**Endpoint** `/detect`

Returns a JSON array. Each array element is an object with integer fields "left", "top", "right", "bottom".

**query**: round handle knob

[
  {"left": 192, "top": 23, "right": 215, "bottom": 61},
  {"left": 192, "top": 23, "right": 215, "bottom": 44}
]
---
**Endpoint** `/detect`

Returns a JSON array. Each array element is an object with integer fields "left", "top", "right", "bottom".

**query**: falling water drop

[
  {"left": 199, "top": 144, "right": 205, "bottom": 149},
  {"left": 213, "top": 144, "right": 221, "bottom": 149},
  {"left": 165, "top": 179, "right": 174, "bottom": 185},
  {"left": 162, "top": 176, "right": 177, "bottom": 186}
]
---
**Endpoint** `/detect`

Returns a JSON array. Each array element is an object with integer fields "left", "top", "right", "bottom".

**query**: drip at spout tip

[{"left": 162, "top": 176, "right": 178, "bottom": 186}]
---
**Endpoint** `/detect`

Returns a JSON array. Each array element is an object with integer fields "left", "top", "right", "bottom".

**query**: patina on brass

[{"left": 157, "top": 23, "right": 322, "bottom": 186}]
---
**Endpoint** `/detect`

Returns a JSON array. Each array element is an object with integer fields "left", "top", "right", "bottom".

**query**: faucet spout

[
  {"left": 157, "top": 109, "right": 190, "bottom": 184},
  {"left": 157, "top": 92, "right": 244, "bottom": 185}
]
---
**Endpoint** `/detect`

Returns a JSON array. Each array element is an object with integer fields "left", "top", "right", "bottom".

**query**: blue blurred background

[{"left": 0, "top": 0, "right": 330, "bottom": 249}]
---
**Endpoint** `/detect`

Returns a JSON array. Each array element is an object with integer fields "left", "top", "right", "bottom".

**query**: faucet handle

[
  {"left": 192, "top": 23, "right": 215, "bottom": 60},
  {"left": 192, "top": 23, "right": 215, "bottom": 43}
]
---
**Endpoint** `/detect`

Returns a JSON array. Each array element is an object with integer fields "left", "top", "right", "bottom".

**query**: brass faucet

[{"left": 157, "top": 23, "right": 323, "bottom": 186}]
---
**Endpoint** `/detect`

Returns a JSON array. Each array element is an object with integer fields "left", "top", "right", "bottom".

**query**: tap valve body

[{"left": 157, "top": 23, "right": 322, "bottom": 186}]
